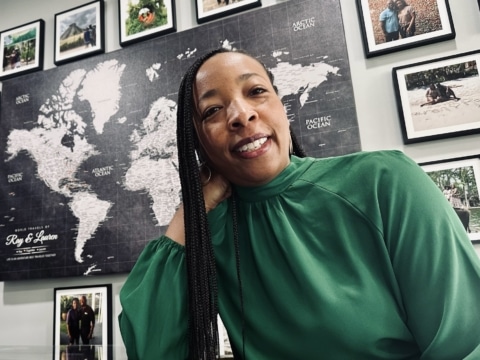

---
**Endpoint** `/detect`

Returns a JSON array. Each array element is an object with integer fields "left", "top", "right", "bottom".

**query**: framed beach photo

[
  {"left": 53, "top": 284, "right": 112, "bottom": 360},
  {"left": 393, "top": 50, "right": 480, "bottom": 144},
  {"left": 54, "top": 0, "right": 105, "bottom": 66},
  {"left": 118, "top": 0, "right": 176, "bottom": 47},
  {"left": 0, "top": 19, "right": 44, "bottom": 81},
  {"left": 356, "top": 0, "right": 455, "bottom": 58},
  {"left": 420, "top": 155, "right": 480, "bottom": 242},
  {"left": 196, "top": 0, "right": 261, "bottom": 24}
]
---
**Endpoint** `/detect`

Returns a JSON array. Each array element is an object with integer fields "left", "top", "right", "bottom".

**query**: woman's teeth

[{"left": 236, "top": 137, "right": 267, "bottom": 152}]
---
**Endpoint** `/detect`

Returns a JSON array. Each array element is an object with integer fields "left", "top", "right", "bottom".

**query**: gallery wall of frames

[{"left": 0, "top": 0, "right": 479, "bottom": 356}]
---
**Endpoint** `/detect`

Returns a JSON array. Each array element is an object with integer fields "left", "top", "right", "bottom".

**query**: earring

[
  {"left": 289, "top": 136, "right": 293, "bottom": 155},
  {"left": 199, "top": 163, "right": 212, "bottom": 186}
]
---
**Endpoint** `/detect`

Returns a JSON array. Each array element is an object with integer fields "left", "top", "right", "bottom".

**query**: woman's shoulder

[
  {"left": 298, "top": 150, "right": 419, "bottom": 189},
  {"left": 307, "top": 150, "right": 412, "bottom": 172}
]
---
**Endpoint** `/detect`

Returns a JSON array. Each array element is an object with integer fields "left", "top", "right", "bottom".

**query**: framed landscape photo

[
  {"left": 420, "top": 155, "right": 480, "bottom": 242},
  {"left": 393, "top": 50, "right": 480, "bottom": 144},
  {"left": 196, "top": 0, "right": 261, "bottom": 24},
  {"left": 118, "top": 0, "right": 176, "bottom": 47},
  {"left": 53, "top": 284, "right": 112, "bottom": 360},
  {"left": 0, "top": 19, "right": 44, "bottom": 81},
  {"left": 356, "top": 0, "right": 455, "bottom": 58},
  {"left": 54, "top": 0, "right": 105, "bottom": 66}
]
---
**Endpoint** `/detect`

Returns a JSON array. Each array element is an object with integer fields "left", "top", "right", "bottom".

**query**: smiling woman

[
  {"left": 119, "top": 48, "right": 480, "bottom": 360},
  {"left": 193, "top": 51, "right": 291, "bottom": 187}
]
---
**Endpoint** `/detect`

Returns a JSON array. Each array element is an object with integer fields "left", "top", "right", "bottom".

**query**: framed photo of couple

[
  {"left": 53, "top": 284, "right": 112, "bottom": 360},
  {"left": 54, "top": 0, "right": 105, "bottom": 66},
  {"left": 356, "top": 0, "right": 455, "bottom": 58},
  {"left": 392, "top": 50, "right": 480, "bottom": 144},
  {"left": 420, "top": 155, "right": 480, "bottom": 243}
]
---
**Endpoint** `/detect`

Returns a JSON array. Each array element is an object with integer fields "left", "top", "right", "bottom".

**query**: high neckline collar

[{"left": 233, "top": 156, "right": 311, "bottom": 202}]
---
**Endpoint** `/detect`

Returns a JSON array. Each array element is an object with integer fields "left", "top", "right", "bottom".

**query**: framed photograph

[
  {"left": 118, "top": 0, "right": 176, "bottom": 46},
  {"left": 196, "top": 0, "right": 261, "bottom": 24},
  {"left": 53, "top": 284, "right": 112, "bottom": 360},
  {"left": 356, "top": 0, "right": 455, "bottom": 58},
  {"left": 54, "top": 0, "right": 105, "bottom": 66},
  {"left": 0, "top": 19, "right": 44, "bottom": 81},
  {"left": 420, "top": 155, "right": 480, "bottom": 242},
  {"left": 393, "top": 50, "right": 480, "bottom": 144}
]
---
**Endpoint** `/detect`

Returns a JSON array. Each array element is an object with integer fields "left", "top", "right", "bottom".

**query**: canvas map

[{"left": 0, "top": 0, "right": 361, "bottom": 280}]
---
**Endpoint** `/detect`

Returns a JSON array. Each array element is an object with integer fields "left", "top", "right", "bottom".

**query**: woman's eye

[
  {"left": 202, "top": 106, "right": 221, "bottom": 120},
  {"left": 250, "top": 87, "right": 266, "bottom": 96}
]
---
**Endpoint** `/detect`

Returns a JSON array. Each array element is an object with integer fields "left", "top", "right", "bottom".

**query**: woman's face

[
  {"left": 72, "top": 300, "right": 78, "bottom": 309},
  {"left": 193, "top": 52, "right": 291, "bottom": 187}
]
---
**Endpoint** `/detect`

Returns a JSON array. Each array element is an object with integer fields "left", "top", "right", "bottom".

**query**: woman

[
  {"left": 119, "top": 48, "right": 480, "bottom": 359},
  {"left": 66, "top": 298, "right": 81, "bottom": 345},
  {"left": 396, "top": 0, "right": 416, "bottom": 38}
]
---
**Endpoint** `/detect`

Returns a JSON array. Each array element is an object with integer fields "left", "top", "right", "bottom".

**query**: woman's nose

[{"left": 227, "top": 99, "right": 257, "bottom": 129}]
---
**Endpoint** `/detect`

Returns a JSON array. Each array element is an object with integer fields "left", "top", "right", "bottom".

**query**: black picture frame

[
  {"left": 0, "top": 19, "right": 44, "bottom": 81},
  {"left": 392, "top": 50, "right": 480, "bottom": 144},
  {"left": 53, "top": 284, "right": 112, "bottom": 360},
  {"left": 196, "top": 0, "right": 261, "bottom": 24},
  {"left": 356, "top": 0, "right": 455, "bottom": 58},
  {"left": 118, "top": 0, "right": 176, "bottom": 47},
  {"left": 420, "top": 155, "right": 480, "bottom": 242},
  {"left": 54, "top": 0, "right": 105, "bottom": 66}
]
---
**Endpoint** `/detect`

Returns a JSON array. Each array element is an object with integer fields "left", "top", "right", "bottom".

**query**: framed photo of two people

[
  {"left": 53, "top": 284, "right": 112, "bottom": 360},
  {"left": 356, "top": 0, "right": 455, "bottom": 58}
]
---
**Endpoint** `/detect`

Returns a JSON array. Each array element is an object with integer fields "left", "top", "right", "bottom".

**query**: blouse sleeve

[
  {"left": 371, "top": 151, "right": 480, "bottom": 359},
  {"left": 118, "top": 236, "right": 188, "bottom": 360}
]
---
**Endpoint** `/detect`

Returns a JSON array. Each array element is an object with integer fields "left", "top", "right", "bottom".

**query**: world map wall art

[{"left": 0, "top": 0, "right": 361, "bottom": 281}]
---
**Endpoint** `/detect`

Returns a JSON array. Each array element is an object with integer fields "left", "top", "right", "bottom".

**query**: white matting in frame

[
  {"left": 53, "top": 284, "right": 112, "bottom": 360},
  {"left": 421, "top": 156, "right": 480, "bottom": 242}
]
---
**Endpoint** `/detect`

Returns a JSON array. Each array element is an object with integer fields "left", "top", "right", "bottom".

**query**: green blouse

[{"left": 119, "top": 151, "right": 480, "bottom": 359}]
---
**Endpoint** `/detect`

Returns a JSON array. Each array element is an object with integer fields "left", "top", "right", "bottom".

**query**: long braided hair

[{"left": 176, "top": 48, "right": 306, "bottom": 359}]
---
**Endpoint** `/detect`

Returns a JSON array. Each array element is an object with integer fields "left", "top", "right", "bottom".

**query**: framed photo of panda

[
  {"left": 356, "top": 0, "right": 455, "bottom": 58},
  {"left": 118, "top": 0, "right": 176, "bottom": 47}
]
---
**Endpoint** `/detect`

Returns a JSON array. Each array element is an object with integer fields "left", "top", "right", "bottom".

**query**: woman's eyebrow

[{"left": 197, "top": 72, "right": 263, "bottom": 103}]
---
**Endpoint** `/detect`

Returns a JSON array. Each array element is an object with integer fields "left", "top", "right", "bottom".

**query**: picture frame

[
  {"left": 118, "top": 0, "right": 176, "bottom": 46},
  {"left": 54, "top": 0, "right": 105, "bottom": 66},
  {"left": 53, "top": 284, "right": 112, "bottom": 360},
  {"left": 420, "top": 155, "right": 480, "bottom": 242},
  {"left": 0, "top": 19, "right": 44, "bottom": 81},
  {"left": 356, "top": 0, "right": 455, "bottom": 58},
  {"left": 392, "top": 50, "right": 480, "bottom": 144},
  {"left": 196, "top": 0, "right": 261, "bottom": 24}
]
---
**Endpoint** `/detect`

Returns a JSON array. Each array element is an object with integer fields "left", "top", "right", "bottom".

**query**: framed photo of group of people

[{"left": 356, "top": 0, "right": 455, "bottom": 58}]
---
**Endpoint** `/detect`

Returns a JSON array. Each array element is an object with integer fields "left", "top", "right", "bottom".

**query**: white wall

[{"left": 0, "top": 0, "right": 479, "bottom": 353}]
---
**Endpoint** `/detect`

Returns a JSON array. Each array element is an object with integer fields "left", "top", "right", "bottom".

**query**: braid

[
  {"left": 177, "top": 48, "right": 230, "bottom": 360},
  {"left": 176, "top": 47, "right": 306, "bottom": 359}
]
